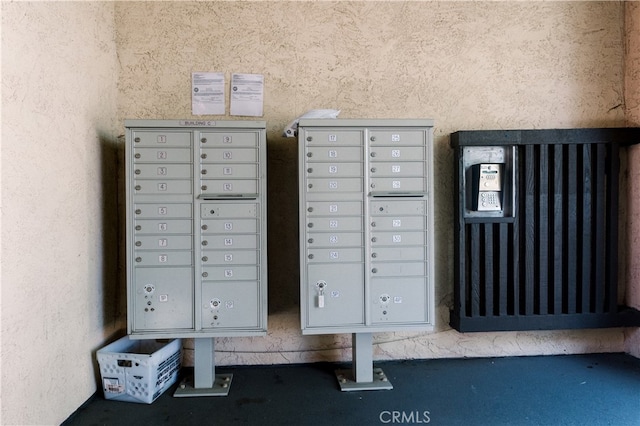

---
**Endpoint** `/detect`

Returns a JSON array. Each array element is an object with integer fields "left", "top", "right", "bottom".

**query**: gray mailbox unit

[
  {"left": 125, "top": 119, "right": 267, "bottom": 396},
  {"left": 298, "top": 119, "right": 435, "bottom": 390}
]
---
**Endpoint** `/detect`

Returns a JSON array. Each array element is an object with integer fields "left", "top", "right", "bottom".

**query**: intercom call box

[
  {"left": 298, "top": 119, "right": 435, "bottom": 335},
  {"left": 125, "top": 120, "right": 267, "bottom": 339},
  {"left": 471, "top": 163, "right": 503, "bottom": 211}
]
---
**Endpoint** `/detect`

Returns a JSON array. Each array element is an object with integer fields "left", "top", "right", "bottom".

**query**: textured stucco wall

[
  {"left": 115, "top": 1, "right": 629, "bottom": 367},
  {"left": 624, "top": 1, "right": 640, "bottom": 358},
  {"left": 1, "top": 2, "right": 120, "bottom": 425}
]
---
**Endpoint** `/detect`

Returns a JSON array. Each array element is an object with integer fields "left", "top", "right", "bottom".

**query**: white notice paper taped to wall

[
  {"left": 192, "top": 72, "right": 225, "bottom": 115},
  {"left": 230, "top": 73, "right": 264, "bottom": 117}
]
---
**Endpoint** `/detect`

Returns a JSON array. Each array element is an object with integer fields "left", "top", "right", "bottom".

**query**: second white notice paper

[{"left": 230, "top": 73, "right": 264, "bottom": 117}]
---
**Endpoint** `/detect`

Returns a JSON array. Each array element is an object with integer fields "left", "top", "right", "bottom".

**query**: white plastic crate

[{"left": 97, "top": 336, "right": 182, "bottom": 404}]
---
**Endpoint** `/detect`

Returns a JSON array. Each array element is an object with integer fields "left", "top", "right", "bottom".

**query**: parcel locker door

[
  {"left": 133, "top": 267, "right": 194, "bottom": 331},
  {"left": 201, "top": 281, "right": 260, "bottom": 329},
  {"left": 371, "top": 278, "right": 428, "bottom": 324},
  {"left": 305, "top": 264, "right": 364, "bottom": 328}
]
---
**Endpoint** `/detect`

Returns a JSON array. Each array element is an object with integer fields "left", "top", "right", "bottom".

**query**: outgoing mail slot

[
  {"left": 370, "top": 162, "right": 425, "bottom": 177},
  {"left": 201, "top": 250, "right": 259, "bottom": 265},
  {"left": 202, "top": 266, "right": 258, "bottom": 281},
  {"left": 134, "top": 251, "right": 193, "bottom": 267},
  {"left": 369, "top": 146, "right": 425, "bottom": 162},
  {"left": 306, "top": 162, "right": 363, "bottom": 178},
  {"left": 134, "top": 235, "right": 192, "bottom": 250},
  {"left": 307, "top": 216, "right": 362, "bottom": 232},
  {"left": 200, "top": 203, "right": 258, "bottom": 219},
  {"left": 201, "top": 218, "right": 258, "bottom": 234},
  {"left": 370, "top": 216, "right": 425, "bottom": 231},
  {"left": 370, "top": 231, "right": 426, "bottom": 246},
  {"left": 204, "top": 235, "right": 258, "bottom": 250},
  {"left": 132, "top": 131, "right": 191, "bottom": 147},
  {"left": 306, "top": 201, "right": 362, "bottom": 216},
  {"left": 371, "top": 247, "right": 426, "bottom": 262},
  {"left": 202, "top": 164, "right": 258, "bottom": 179},
  {"left": 306, "top": 232, "right": 363, "bottom": 247},
  {"left": 369, "top": 177, "right": 426, "bottom": 193},
  {"left": 370, "top": 261, "right": 426, "bottom": 277},
  {"left": 200, "top": 179, "right": 258, "bottom": 195},
  {"left": 369, "top": 130, "right": 425, "bottom": 146},
  {"left": 306, "top": 248, "right": 363, "bottom": 263},
  {"left": 135, "top": 219, "right": 192, "bottom": 234},
  {"left": 201, "top": 147, "right": 258, "bottom": 163},
  {"left": 134, "top": 164, "right": 192, "bottom": 179},
  {"left": 306, "top": 146, "right": 362, "bottom": 162},
  {"left": 306, "top": 178, "right": 362, "bottom": 193},
  {"left": 370, "top": 200, "right": 426, "bottom": 216},
  {"left": 133, "top": 147, "right": 192, "bottom": 163},
  {"left": 134, "top": 203, "right": 192, "bottom": 219},
  {"left": 200, "top": 132, "right": 258, "bottom": 147},
  {"left": 134, "top": 180, "right": 192, "bottom": 195}
]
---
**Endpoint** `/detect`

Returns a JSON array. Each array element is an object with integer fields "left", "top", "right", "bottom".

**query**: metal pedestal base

[
  {"left": 173, "top": 338, "right": 232, "bottom": 397},
  {"left": 174, "top": 373, "right": 233, "bottom": 397},
  {"left": 335, "top": 333, "right": 393, "bottom": 392}
]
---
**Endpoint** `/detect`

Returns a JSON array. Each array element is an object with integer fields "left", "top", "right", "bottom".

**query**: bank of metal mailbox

[
  {"left": 298, "top": 119, "right": 435, "bottom": 334},
  {"left": 125, "top": 120, "right": 267, "bottom": 339}
]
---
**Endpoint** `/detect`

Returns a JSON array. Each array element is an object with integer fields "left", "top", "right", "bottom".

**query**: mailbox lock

[
  {"left": 307, "top": 152, "right": 313, "bottom": 158},
  {"left": 135, "top": 169, "right": 141, "bottom": 175},
  {"left": 201, "top": 169, "right": 207, "bottom": 175},
  {"left": 308, "top": 238, "right": 314, "bottom": 244},
  {"left": 202, "top": 240, "right": 208, "bottom": 246},
  {"left": 371, "top": 222, "right": 376, "bottom": 227},
  {"left": 307, "top": 136, "right": 313, "bottom": 142},
  {"left": 307, "top": 223, "right": 314, "bottom": 228},
  {"left": 202, "top": 272, "right": 208, "bottom": 278},
  {"left": 370, "top": 152, "right": 377, "bottom": 158},
  {"left": 135, "top": 241, "right": 142, "bottom": 247},
  {"left": 135, "top": 185, "right": 141, "bottom": 191},
  {"left": 134, "top": 153, "right": 141, "bottom": 159},
  {"left": 371, "top": 167, "right": 377, "bottom": 173},
  {"left": 135, "top": 225, "right": 141, "bottom": 231},
  {"left": 135, "top": 209, "right": 141, "bottom": 215},
  {"left": 201, "top": 138, "right": 207, "bottom": 143},
  {"left": 316, "top": 281, "right": 327, "bottom": 308},
  {"left": 201, "top": 153, "right": 207, "bottom": 159},
  {"left": 307, "top": 207, "right": 313, "bottom": 212},
  {"left": 202, "top": 256, "right": 208, "bottom": 262},
  {"left": 370, "top": 136, "right": 376, "bottom": 142},
  {"left": 201, "top": 224, "right": 208, "bottom": 230},
  {"left": 201, "top": 185, "right": 208, "bottom": 191},
  {"left": 372, "top": 268, "right": 378, "bottom": 273},
  {"left": 307, "top": 168, "right": 313, "bottom": 173},
  {"left": 308, "top": 254, "right": 314, "bottom": 259},
  {"left": 134, "top": 137, "right": 140, "bottom": 143},
  {"left": 372, "top": 253, "right": 377, "bottom": 258}
]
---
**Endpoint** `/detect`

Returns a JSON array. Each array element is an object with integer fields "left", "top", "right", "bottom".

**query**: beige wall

[
  {"left": 625, "top": 1, "right": 640, "bottom": 357},
  {"left": 1, "top": 2, "right": 120, "bottom": 425},
  {"left": 1, "top": 1, "right": 639, "bottom": 424},
  {"left": 114, "top": 1, "right": 631, "bottom": 367}
]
